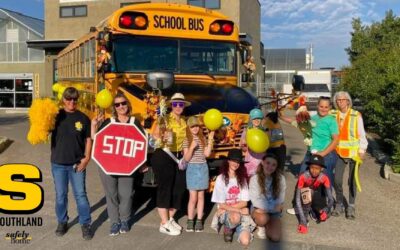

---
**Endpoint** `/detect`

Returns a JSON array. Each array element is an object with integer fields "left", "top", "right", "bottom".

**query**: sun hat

[{"left": 167, "top": 93, "right": 191, "bottom": 107}]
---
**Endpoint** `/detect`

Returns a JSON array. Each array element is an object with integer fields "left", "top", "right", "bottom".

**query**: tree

[{"left": 341, "top": 10, "right": 400, "bottom": 169}]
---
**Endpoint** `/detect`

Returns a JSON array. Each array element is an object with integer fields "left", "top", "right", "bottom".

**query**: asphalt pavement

[{"left": 0, "top": 112, "right": 399, "bottom": 250}]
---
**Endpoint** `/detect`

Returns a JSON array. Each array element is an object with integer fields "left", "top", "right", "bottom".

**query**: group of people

[
  {"left": 280, "top": 92, "right": 368, "bottom": 234},
  {"left": 49, "top": 86, "right": 367, "bottom": 246}
]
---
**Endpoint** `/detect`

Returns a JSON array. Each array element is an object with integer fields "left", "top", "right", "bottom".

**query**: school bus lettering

[
  {"left": 0, "top": 164, "right": 44, "bottom": 214},
  {"left": 153, "top": 15, "right": 204, "bottom": 31}
]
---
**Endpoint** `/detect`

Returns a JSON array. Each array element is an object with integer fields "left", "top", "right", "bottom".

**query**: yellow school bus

[{"left": 56, "top": 3, "right": 258, "bottom": 163}]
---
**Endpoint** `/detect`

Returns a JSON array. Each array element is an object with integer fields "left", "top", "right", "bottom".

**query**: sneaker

[
  {"left": 120, "top": 221, "right": 130, "bottom": 234},
  {"left": 55, "top": 223, "right": 68, "bottom": 237},
  {"left": 286, "top": 208, "right": 296, "bottom": 215},
  {"left": 169, "top": 218, "right": 183, "bottom": 231},
  {"left": 331, "top": 205, "right": 345, "bottom": 217},
  {"left": 346, "top": 206, "right": 356, "bottom": 220},
  {"left": 159, "top": 221, "right": 181, "bottom": 236},
  {"left": 309, "top": 210, "right": 318, "bottom": 222},
  {"left": 210, "top": 213, "right": 221, "bottom": 232},
  {"left": 186, "top": 219, "right": 195, "bottom": 232},
  {"left": 256, "top": 226, "right": 266, "bottom": 239},
  {"left": 223, "top": 226, "right": 233, "bottom": 243},
  {"left": 194, "top": 219, "right": 204, "bottom": 232},
  {"left": 109, "top": 223, "right": 120, "bottom": 236},
  {"left": 81, "top": 224, "right": 93, "bottom": 240}
]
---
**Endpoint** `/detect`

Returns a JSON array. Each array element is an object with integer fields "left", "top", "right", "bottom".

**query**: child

[
  {"left": 295, "top": 155, "right": 334, "bottom": 234},
  {"left": 250, "top": 153, "right": 286, "bottom": 241},
  {"left": 183, "top": 116, "right": 214, "bottom": 232},
  {"left": 240, "top": 108, "right": 267, "bottom": 177},
  {"left": 211, "top": 149, "right": 255, "bottom": 247},
  {"left": 264, "top": 111, "right": 287, "bottom": 171}
]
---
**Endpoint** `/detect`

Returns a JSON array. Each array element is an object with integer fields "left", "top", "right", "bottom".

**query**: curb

[
  {"left": 383, "top": 164, "right": 400, "bottom": 183},
  {"left": 0, "top": 136, "right": 10, "bottom": 154},
  {"left": 366, "top": 134, "right": 390, "bottom": 164}
]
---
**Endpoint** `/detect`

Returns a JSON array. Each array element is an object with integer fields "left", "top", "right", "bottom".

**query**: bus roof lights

[
  {"left": 119, "top": 12, "right": 148, "bottom": 30},
  {"left": 210, "top": 22, "right": 221, "bottom": 33},
  {"left": 134, "top": 16, "right": 147, "bottom": 28},
  {"left": 222, "top": 23, "right": 233, "bottom": 34},
  {"left": 210, "top": 21, "right": 234, "bottom": 35},
  {"left": 120, "top": 15, "right": 133, "bottom": 27}
]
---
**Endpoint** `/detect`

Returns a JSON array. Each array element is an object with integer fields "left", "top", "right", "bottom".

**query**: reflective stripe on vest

[{"left": 333, "top": 109, "right": 360, "bottom": 158}]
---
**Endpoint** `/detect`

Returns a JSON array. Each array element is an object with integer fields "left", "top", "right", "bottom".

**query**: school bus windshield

[{"left": 112, "top": 35, "right": 236, "bottom": 75}]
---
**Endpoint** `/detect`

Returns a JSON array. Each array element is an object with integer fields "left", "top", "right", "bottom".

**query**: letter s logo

[{"left": 0, "top": 164, "right": 44, "bottom": 214}]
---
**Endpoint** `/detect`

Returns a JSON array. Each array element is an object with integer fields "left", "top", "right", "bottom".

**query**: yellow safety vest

[{"left": 331, "top": 109, "right": 360, "bottom": 158}]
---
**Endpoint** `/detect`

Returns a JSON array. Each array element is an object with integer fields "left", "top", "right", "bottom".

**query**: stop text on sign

[{"left": 102, "top": 136, "right": 145, "bottom": 158}]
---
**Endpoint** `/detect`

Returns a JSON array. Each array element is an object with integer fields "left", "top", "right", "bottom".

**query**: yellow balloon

[
  {"left": 96, "top": 89, "right": 113, "bottom": 108},
  {"left": 52, "top": 83, "right": 60, "bottom": 92},
  {"left": 246, "top": 128, "right": 269, "bottom": 153},
  {"left": 203, "top": 108, "right": 223, "bottom": 131}
]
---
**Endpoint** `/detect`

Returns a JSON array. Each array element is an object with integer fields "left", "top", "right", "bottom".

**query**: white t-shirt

[
  {"left": 249, "top": 174, "right": 286, "bottom": 212},
  {"left": 211, "top": 174, "right": 249, "bottom": 205}
]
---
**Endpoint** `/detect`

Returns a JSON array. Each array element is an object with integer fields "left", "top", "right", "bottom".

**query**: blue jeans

[
  {"left": 51, "top": 163, "right": 91, "bottom": 225},
  {"left": 299, "top": 151, "right": 338, "bottom": 186}
]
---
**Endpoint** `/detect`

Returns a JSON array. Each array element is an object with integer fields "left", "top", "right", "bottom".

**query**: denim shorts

[{"left": 186, "top": 162, "right": 209, "bottom": 190}]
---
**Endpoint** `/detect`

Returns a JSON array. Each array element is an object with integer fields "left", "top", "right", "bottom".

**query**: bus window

[{"left": 113, "top": 36, "right": 178, "bottom": 72}]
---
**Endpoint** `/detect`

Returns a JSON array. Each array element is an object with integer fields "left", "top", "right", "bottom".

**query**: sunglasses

[
  {"left": 64, "top": 97, "right": 78, "bottom": 102},
  {"left": 172, "top": 102, "right": 185, "bottom": 108},
  {"left": 114, "top": 101, "right": 127, "bottom": 107}
]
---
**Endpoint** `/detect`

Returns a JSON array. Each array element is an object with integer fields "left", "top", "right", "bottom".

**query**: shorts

[{"left": 186, "top": 162, "right": 209, "bottom": 190}]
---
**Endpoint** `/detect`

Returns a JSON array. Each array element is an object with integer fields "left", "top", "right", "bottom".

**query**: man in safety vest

[{"left": 330, "top": 91, "right": 368, "bottom": 219}]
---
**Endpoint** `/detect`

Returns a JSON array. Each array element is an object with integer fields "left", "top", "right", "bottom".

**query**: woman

[
  {"left": 211, "top": 149, "right": 254, "bottom": 247},
  {"left": 91, "top": 92, "right": 144, "bottom": 236},
  {"left": 240, "top": 108, "right": 267, "bottom": 177},
  {"left": 250, "top": 153, "right": 286, "bottom": 241},
  {"left": 282, "top": 97, "right": 339, "bottom": 214},
  {"left": 150, "top": 93, "right": 190, "bottom": 236}
]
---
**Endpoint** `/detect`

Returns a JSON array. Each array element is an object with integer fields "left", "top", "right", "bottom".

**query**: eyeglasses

[
  {"left": 114, "top": 101, "right": 127, "bottom": 107},
  {"left": 172, "top": 102, "right": 185, "bottom": 108},
  {"left": 337, "top": 98, "right": 348, "bottom": 102},
  {"left": 64, "top": 97, "right": 78, "bottom": 102}
]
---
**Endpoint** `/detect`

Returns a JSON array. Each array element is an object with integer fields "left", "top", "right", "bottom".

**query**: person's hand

[
  {"left": 319, "top": 210, "right": 328, "bottom": 221},
  {"left": 208, "top": 130, "right": 215, "bottom": 140},
  {"left": 190, "top": 140, "right": 198, "bottom": 150},
  {"left": 241, "top": 143, "right": 248, "bottom": 153},
  {"left": 358, "top": 151, "right": 366, "bottom": 161},
  {"left": 297, "top": 224, "right": 308, "bottom": 234},
  {"left": 91, "top": 112, "right": 104, "bottom": 127},
  {"left": 274, "top": 204, "right": 283, "bottom": 213},
  {"left": 76, "top": 158, "right": 90, "bottom": 172},
  {"left": 139, "top": 164, "right": 149, "bottom": 173},
  {"left": 239, "top": 207, "right": 249, "bottom": 215}
]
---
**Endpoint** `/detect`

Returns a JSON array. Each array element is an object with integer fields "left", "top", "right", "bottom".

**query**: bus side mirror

[
  {"left": 292, "top": 75, "right": 305, "bottom": 91},
  {"left": 146, "top": 72, "right": 175, "bottom": 90}
]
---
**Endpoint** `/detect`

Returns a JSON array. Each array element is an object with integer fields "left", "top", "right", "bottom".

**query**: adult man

[
  {"left": 51, "top": 87, "right": 93, "bottom": 239},
  {"left": 331, "top": 91, "right": 368, "bottom": 219}
]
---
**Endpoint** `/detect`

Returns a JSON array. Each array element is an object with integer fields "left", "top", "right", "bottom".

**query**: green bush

[{"left": 341, "top": 10, "right": 400, "bottom": 166}]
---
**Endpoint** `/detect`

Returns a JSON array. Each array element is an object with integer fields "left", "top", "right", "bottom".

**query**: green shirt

[{"left": 310, "top": 114, "right": 338, "bottom": 152}]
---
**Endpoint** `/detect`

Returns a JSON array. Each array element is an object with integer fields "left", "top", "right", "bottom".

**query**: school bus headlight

[
  {"left": 210, "top": 22, "right": 221, "bottom": 33},
  {"left": 119, "top": 12, "right": 148, "bottom": 30},
  {"left": 209, "top": 21, "right": 234, "bottom": 35}
]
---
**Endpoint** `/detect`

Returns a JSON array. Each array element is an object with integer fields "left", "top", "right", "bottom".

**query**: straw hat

[{"left": 167, "top": 93, "right": 191, "bottom": 107}]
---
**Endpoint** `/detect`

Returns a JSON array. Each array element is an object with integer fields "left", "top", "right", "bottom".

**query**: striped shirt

[{"left": 182, "top": 136, "right": 206, "bottom": 163}]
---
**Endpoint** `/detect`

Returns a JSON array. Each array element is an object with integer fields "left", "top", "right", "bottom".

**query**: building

[
  {"left": 29, "top": 0, "right": 262, "bottom": 98},
  {"left": 0, "top": 8, "right": 44, "bottom": 109}
]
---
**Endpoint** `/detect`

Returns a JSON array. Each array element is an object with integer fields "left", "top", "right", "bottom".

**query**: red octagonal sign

[{"left": 92, "top": 122, "right": 148, "bottom": 175}]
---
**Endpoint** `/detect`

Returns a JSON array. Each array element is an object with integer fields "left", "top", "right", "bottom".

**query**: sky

[{"left": 1, "top": 0, "right": 400, "bottom": 69}]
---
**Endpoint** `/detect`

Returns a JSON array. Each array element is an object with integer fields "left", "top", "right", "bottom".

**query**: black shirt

[
  {"left": 98, "top": 117, "right": 145, "bottom": 134},
  {"left": 51, "top": 109, "right": 91, "bottom": 165}
]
